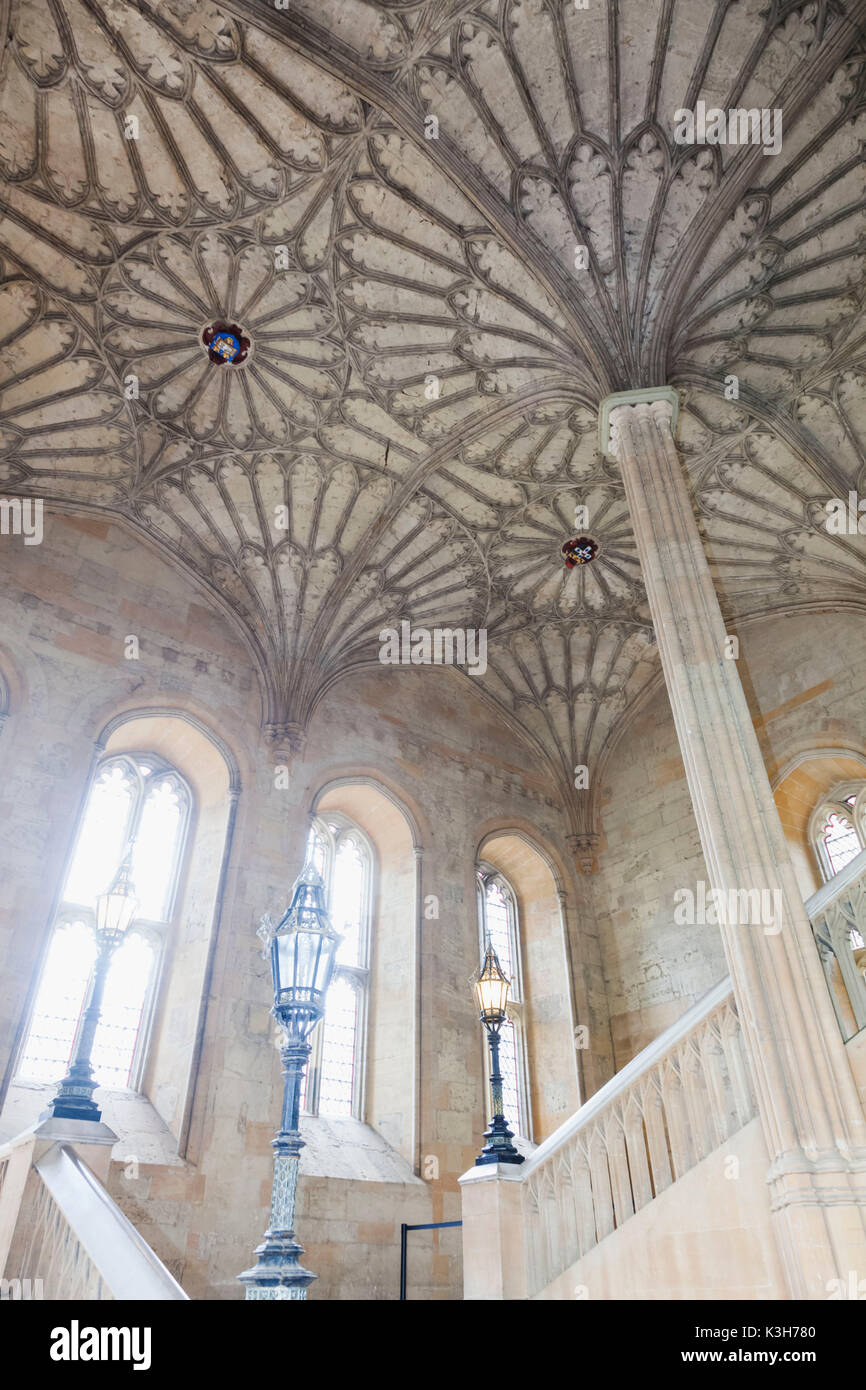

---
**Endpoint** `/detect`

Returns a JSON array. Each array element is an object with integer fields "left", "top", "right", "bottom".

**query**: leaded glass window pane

[
  {"left": 91, "top": 935, "right": 156, "bottom": 1087},
  {"left": 498, "top": 1018, "right": 523, "bottom": 1138},
  {"left": 18, "top": 754, "right": 191, "bottom": 1090},
  {"left": 18, "top": 921, "right": 96, "bottom": 1083},
  {"left": 307, "top": 825, "right": 326, "bottom": 876},
  {"left": 485, "top": 879, "right": 514, "bottom": 986},
  {"left": 65, "top": 763, "right": 135, "bottom": 906},
  {"left": 318, "top": 976, "right": 358, "bottom": 1116},
  {"left": 823, "top": 812, "right": 860, "bottom": 875},
  {"left": 132, "top": 776, "right": 184, "bottom": 919},
  {"left": 478, "top": 866, "right": 529, "bottom": 1140},
  {"left": 332, "top": 837, "right": 365, "bottom": 968},
  {"left": 18, "top": 927, "right": 156, "bottom": 1089},
  {"left": 301, "top": 816, "right": 371, "bottom": 1118}
]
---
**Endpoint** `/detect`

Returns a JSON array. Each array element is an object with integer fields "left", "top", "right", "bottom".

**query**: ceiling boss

[
  {"left": 202, "top": 321, "right": 251, "bottom": 366},
  {"left": 561, "top": 536, "right": 599, "bottom": 569}
]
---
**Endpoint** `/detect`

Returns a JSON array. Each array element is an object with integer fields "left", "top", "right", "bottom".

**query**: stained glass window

[
  {"left": 18, "top": 754, "right": 190, "bottom": 1090},
  {"left": 301, "top": 817, "right": 371, "bottom": 1118}
]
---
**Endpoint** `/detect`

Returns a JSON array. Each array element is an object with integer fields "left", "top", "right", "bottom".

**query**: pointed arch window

[
  {"left": 18, "top": 755, "right": 192, "bottom": 1090},
  {"left": 300, "top": 816, "right": 372, "bottom": 1118},
  {"left": 811, "top": 782, "right": 866, "bottom": 885},
  {"left": 476, "top": 865, "right": 530, "bottom": 1141}
]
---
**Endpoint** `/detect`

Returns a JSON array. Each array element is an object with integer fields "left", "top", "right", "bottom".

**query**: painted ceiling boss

[
  {"left": 202, "top": 321, "right": 251, "bottom": 366},
  {"left": 562, "top": 536, "right": 599, "bottom": 568}
]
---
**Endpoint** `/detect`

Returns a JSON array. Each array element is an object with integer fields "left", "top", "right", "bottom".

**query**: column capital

[{"left": 598, "top": 385, "right": 680, "bottom": 459}]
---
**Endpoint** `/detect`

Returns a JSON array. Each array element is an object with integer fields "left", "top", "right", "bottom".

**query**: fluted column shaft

[{"left": 603, "top": 391, "right": 866, "bottom": 1297}]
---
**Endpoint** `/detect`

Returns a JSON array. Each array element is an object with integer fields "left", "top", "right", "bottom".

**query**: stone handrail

[
  {"left": 0, "top": 1129, "right": 187, "bottom": 1300},
  {"left": 805, "top": 847, "right": 866, "bottom": 1040},
  {"left": 521, "top": 978, "right": 753, "bottom": 1296}
]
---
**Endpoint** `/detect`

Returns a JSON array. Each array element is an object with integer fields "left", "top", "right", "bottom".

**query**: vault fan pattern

[{"left": 1, "top": 0, "right": 866, "bottom": 845}]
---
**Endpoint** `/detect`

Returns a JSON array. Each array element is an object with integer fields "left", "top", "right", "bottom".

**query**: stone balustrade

[
  {"left": 462, "top": 859, "right": 866, "bottom": 1301},
  {"left": 806, "top": 847, "right": 866, "bottom": 1041},
  {"left": 515, "top": 979, "right": 754, "bottom": 1297},
  {"left": 0, "top": 1119, "right": 187, "bottom": 1300}
]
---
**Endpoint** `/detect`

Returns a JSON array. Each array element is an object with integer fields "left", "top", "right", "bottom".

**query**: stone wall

[
  {"left": 594, "top": 607, "right": 866, "bottom": 1068},
  {"left": 2, "top": 511, "right": 858, "bottom": 1295},
  {"left": 0, "top": 510, "right": 595, "bottom": 1299}
]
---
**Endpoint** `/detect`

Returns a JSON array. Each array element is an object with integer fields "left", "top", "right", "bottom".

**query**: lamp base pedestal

[
  {"left": 475, "top": 1149, "right": 524, "bottom": 1166},
  {"left": 475, "top": 1115, "right": 525, "bottom": 1166},
  {"left": 46, "top": 1097, "right": 103, "bottom": 1123},
  {"left": 46, "top": 1072, "right": 102, "bottom": 1123},
  {"left": 238, "top": 1232, "right": 317, "bottom": 1301}
]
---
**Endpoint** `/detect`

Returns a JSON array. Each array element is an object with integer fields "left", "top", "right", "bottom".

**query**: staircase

[
  {"left": 3, "top": 859, "right": 865, "bottom": 1301},
  {"left": 461, "top": 853, "right": 866, "bottom": 1300},
  {"left": 0, "top": 1118, "right": 187, "bottom": 1300},
  {"left": 521, "top": 979, "right": 753, "bottom": 1296}
]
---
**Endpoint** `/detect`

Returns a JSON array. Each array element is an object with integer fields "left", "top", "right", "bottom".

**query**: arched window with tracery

[
  {"left": 811, "top": 782, "right": 866, "bottom": 886},
  {"left": 18, "top": 754, "right": 192, "bottom": 1091},
  {"left": 476, "top": 864, "right": 530, "bottom": 1141},
  {"left": 301, "top": 815, "right": 372, "bottom": 1118}
]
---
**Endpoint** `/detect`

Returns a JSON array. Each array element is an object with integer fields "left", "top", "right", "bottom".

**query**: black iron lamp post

[
  {"left": 239, "top": 859, "right": 341, "bottom": 1301},
  {"left": 49, "top": 851, "right": 139, "bottom": 1122},
  {"left": 473, "top": 944, "right": 524, "bottom": 1166}
]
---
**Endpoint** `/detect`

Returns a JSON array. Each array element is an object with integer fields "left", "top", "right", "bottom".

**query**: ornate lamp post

[
  {"left": 49, "top": 851, "right": 139, "bottom": 1122},
  {"left": 239, "top": 860, "right": 341, "bottom": 1301},
  {"left": 473, "top": 944, "right": 524, "bottom": 1167}
]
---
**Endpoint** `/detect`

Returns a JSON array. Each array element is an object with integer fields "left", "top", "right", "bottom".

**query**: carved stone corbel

[
  {"left": 566, "top": 832, "right": 599, "bottom": 875},
  {"left": 264, "top": 721, "right": 307, "bottom": 766}
]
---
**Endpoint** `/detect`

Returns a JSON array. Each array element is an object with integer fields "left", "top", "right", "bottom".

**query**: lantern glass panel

[
  {"left": 274, "top": 930, "right": 297, "bottom": 998},
  {"left": 474, "top": 968, "right": 509, "bottom": 1024},
  {"left": 96, "top": 883, "right": 138, "bottom": 938},
  {"left": 295, "top": 928, "right": 320, "bottom": 995}
]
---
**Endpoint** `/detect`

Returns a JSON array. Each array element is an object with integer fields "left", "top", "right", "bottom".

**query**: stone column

[{"left": 599, "top": 386, "right": 866, "bottom": 1298}]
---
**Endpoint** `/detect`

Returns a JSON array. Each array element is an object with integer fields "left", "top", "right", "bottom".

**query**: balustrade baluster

[
  {"left": 701, "top": 1013, "right": 736, "bottom": 1147},
  {"left": 641, "top": 1076, "right": 674, "bottom": 1197},
  {"left": 622, "top": 1093, "right": 654, "bottom": 1212},
  {"left": 588, "top": 1127, "right": 615, "bottom": 1242},
  {"left": 660, "top": 1056, "right": 694, "bottom": 1180},
  {"left": 604, "top": 1111, "right": 634, "bottom": 1228},
  {"left": 572, "top": 1142, "right": 596, "bottom": 1258}
]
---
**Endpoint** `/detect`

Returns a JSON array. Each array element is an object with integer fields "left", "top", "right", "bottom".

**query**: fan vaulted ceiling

[{"left": 1, "top": 0, "right": 865, "bottom": 844}]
